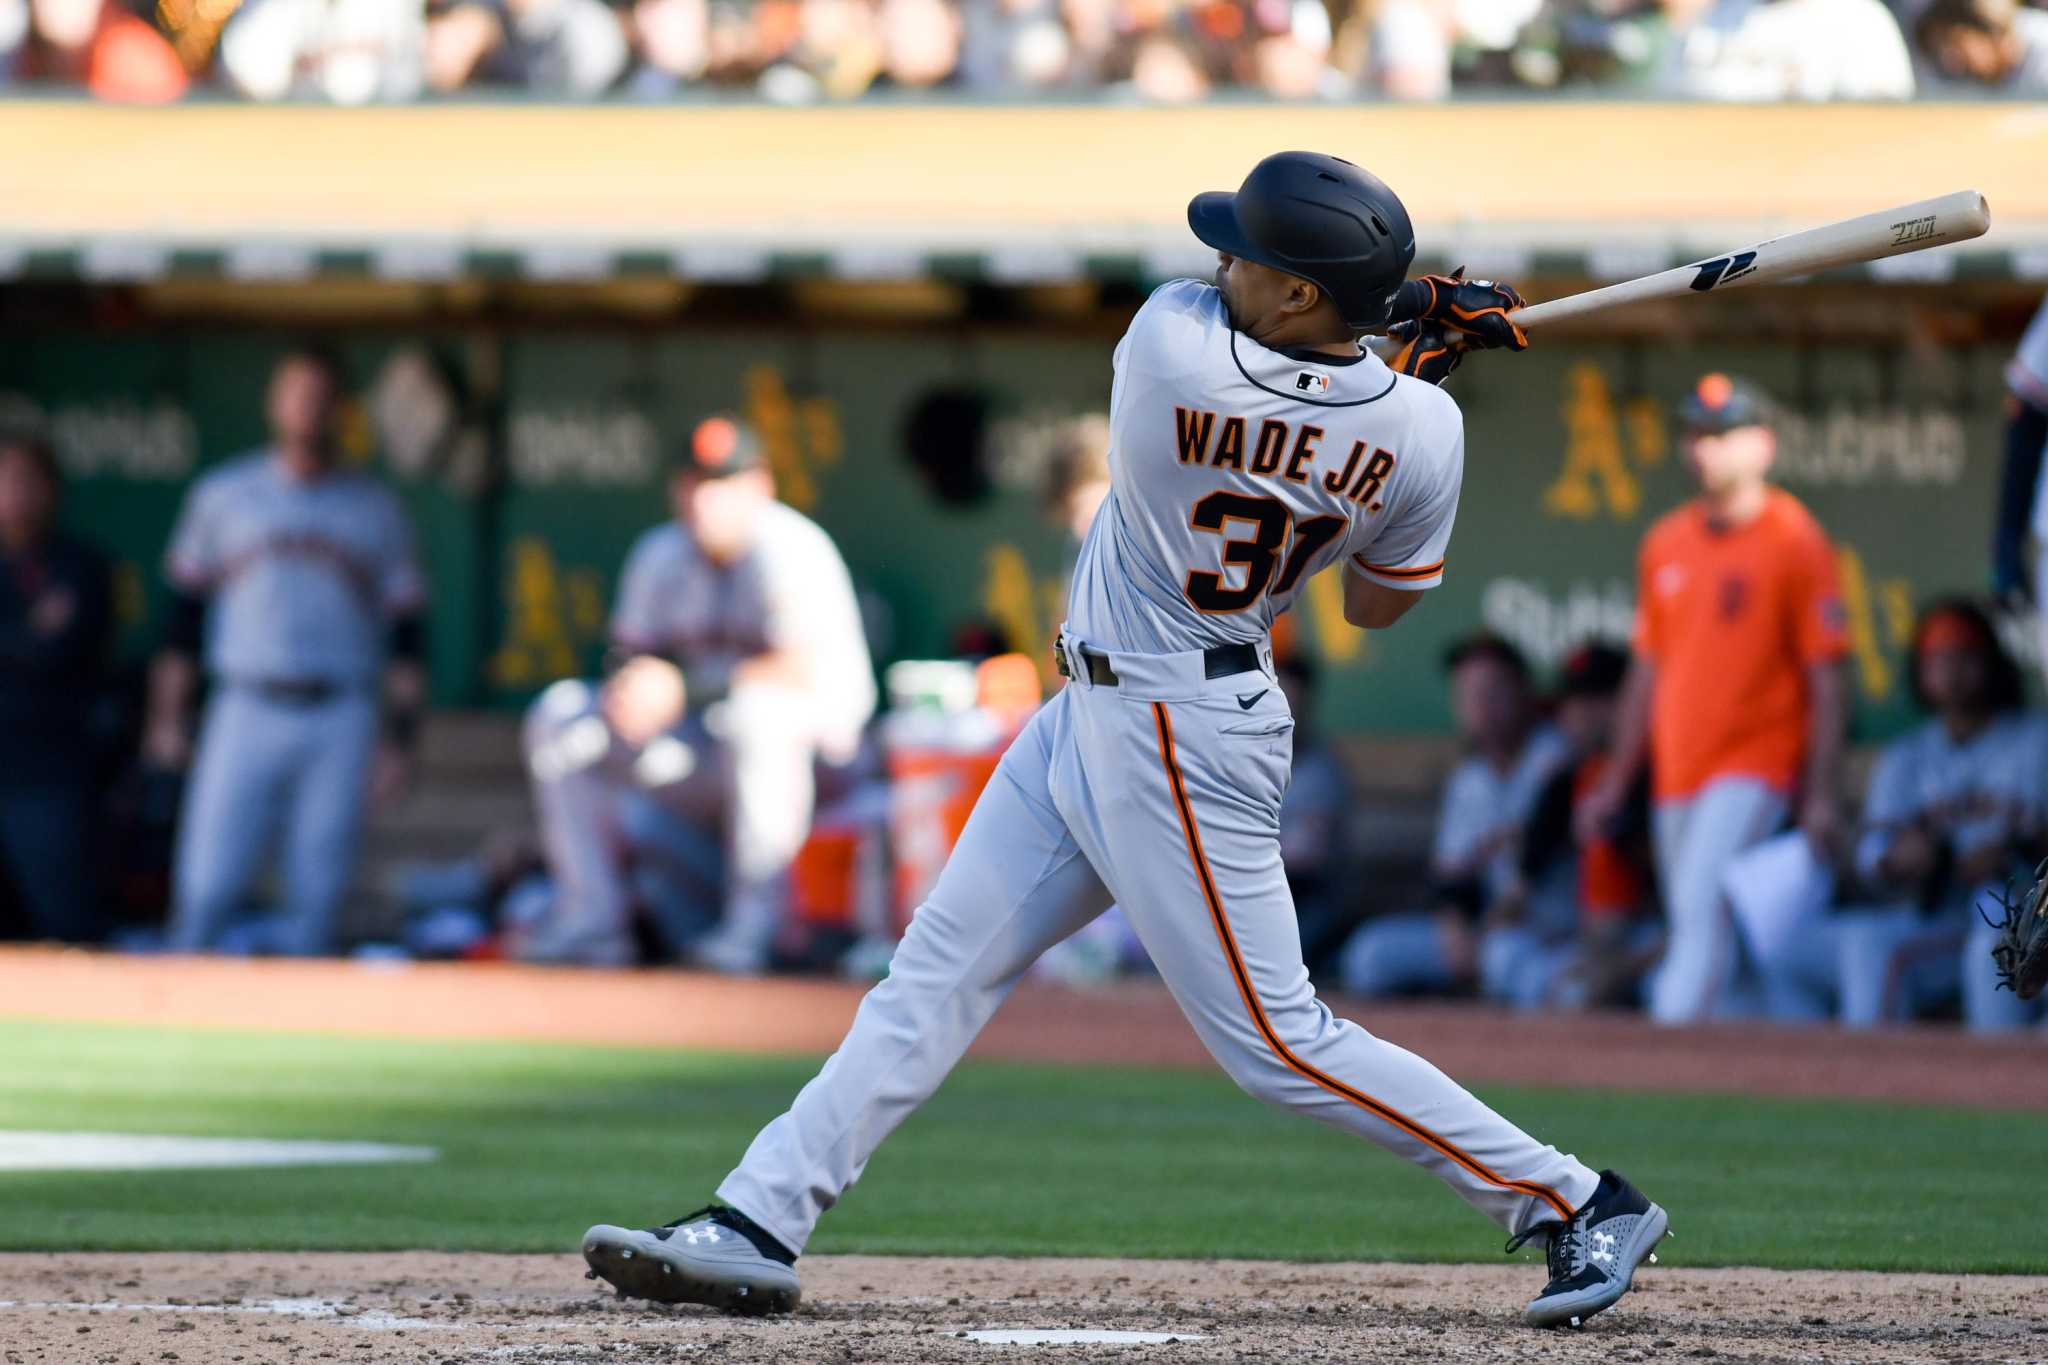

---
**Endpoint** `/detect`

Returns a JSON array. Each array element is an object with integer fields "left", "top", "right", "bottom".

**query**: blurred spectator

[
  {"left": 521, "top": 414, "right": 875, "bottom": 971},
  {"left": 0, "top": 433, "right": 112, "bottom": 943},
  {"left": 1369, "top": 0, "right": 1452, "bottom": 98},
  {"left": 1479, "top": 642, "right": 1660, "bottom": 1011},
  {"left": 150, "top": 347, "right": 427, "bottom": 955},
  {"left": 426, "top": 0, "right": 628, "bottom": 94},
  {"left": 624, "top": 0, "right": 707, "bottom": 95},
  {"left": 1277, "top": 655, "right": 1356, "bottom": 976},
  {"left": 1660, "top": 0, "right": 1915, "bottom": 99},
  {"left": 218, "top": 0, "right": 427, "bottom": 102},
  {"left": 1755, "top": 601, "right": 2047, "bottom": 1030},
  {"left": 0, "top": 0, "right": 187, "bottom": 100},
  {"left": 1913, "top": 0, "right": 2048, "bottom": 93},
  {"left": 1335, "top": 635, "right": 1568, "bottom": 998},
  {"left": 1580, "top": 373, "right": 1849, "bottom": 1025},
  {"left": 1532, "top": 0, "right": 1915, "bottom": 98}
]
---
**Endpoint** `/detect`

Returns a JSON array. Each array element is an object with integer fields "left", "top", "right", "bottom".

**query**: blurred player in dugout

[
  {"left": 1579, "top": 373, "right": 1850, "bottom": 1025},
  {"left": 521, "top": 415, "right": 874, "bottom": 971},
  {"left": 0, "top": 431, "right": 112, "bottom": 943},
  {"left": 146, "top": 348, "right": 427, "bottom": 955}
]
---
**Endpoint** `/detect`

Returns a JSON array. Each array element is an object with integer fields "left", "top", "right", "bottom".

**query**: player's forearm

[
  {"left": 1604, "top": 659, "right": 1656, "bottom": 784},
  {"left": 1800, "top": 662, "right": 1848, "bottom": 805},
  {"left": 732, "top": 647, "right": 814, "bottom": 695},
  {"left": 146, "top": 651, "right": 197, "bottom": 733}
]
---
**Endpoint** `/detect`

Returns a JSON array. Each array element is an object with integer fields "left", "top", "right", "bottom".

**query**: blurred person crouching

[
  {"left": 425, "top": 0, "right": 627, "bottom": 94},
  {"left": 218, "top": 0, "right": 427, "bottom": 101},
  {"left": 521, "top": 415, "right": 875, "bottom": 971},
  {"left": 1335, "top": 635, "right": 1568, "bottom": 998},
  {"left": 149, "top": 348, "right": 428, "bottom": 955},
  {"left": 1754, "top": 601, "right": 2048, "bottom": 1031},
  {"left": 0, "top": 0, "right": 186, "bottom": 100},
  {"left": 0, "top": 433, "right": 112, "bottom": 943},
  {"left": 1913, "top": 0, "right": 2048, "bottom": 95},
  {"left": 1481, "top": 642, "right": 1660, "bottom": 1011}
]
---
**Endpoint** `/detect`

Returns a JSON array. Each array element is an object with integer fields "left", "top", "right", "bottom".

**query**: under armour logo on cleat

[
  {"left": 1236, "top": 691, "right": 1268, "bottom": 710},
  {"left": 678, "top": 1225, "right": 723, "bottom": 1245},
  {"left": 1589, "top": 1229, "right": 1618, "bottom": 1266}
]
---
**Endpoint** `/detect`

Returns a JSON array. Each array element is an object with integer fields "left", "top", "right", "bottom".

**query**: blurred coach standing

[
  {"left": 0, "top": 432, "right": 112, "bottom": 942},
  {"left": 523, "top": 415, "right": 874, "bottom": 971},
  {"left": 1581, "top": 374, "right": 1850, "bottom": 1024},
  {"left": 147, "top": 348, "right": 426, "bottom": 955}
]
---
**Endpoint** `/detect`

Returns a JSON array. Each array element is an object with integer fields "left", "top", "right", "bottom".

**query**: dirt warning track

[{"left": 1, "top": 947, "right": 2042, "bottom": 1110}]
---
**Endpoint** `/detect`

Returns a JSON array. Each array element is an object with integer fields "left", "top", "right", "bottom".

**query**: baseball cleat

[
  {"left": 1508, "top": 1169, "right": 1670, "bottom": 1329},
  {"left": 581, "top": 1205, "right": 801, "bottom": 1317}
]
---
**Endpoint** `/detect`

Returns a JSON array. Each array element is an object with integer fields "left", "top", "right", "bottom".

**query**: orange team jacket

[{"left": 1632, "top": 488, "right": 1850, "bottom": 804}]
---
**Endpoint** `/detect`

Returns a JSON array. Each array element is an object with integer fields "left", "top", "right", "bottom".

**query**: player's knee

[{"left": 524, "top": 679, "right": 604, "bottom": 775}]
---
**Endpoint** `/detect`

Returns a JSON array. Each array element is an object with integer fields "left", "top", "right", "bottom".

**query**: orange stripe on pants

[{"left": 1149, "top": 701, "right": 1576, "bottom": 1222}]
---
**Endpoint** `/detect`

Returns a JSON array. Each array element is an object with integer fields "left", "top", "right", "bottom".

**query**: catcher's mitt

[{"left": 1980, "top": 859, "right": 2048, "bottom": 1000}]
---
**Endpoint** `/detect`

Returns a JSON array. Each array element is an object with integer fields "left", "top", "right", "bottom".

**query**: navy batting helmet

[{"left": 1187, "top": 151, "right": 1417, "bottom": 333}]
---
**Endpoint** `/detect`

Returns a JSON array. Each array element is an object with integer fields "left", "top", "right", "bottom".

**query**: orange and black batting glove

[
  {"left": 1416, "top": 266, "right": 1529, "bottom": 352},
  {"left": 1386, "top": 320, "right": 1466, "bottom": 386}
]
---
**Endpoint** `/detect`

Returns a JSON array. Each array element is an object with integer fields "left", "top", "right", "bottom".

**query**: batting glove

[
  {"left": 1416, "top": 267, "right": 1529, "bottom": 351},
  {"left": 1386, "top": 321, "right": 1466, "bottom": 386}
]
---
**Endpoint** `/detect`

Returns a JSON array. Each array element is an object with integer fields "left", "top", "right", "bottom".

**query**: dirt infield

[
  {"left": 2, "top": 1252, "right": 2044, "bottom": 1364},
  {"left": 1, "top": 947, "right": 2042, "bottom": 1109}
]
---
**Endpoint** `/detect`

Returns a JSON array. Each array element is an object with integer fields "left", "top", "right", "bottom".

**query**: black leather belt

[{"left": 1054, "top": 640, "right": 1260, "bottom": 687}]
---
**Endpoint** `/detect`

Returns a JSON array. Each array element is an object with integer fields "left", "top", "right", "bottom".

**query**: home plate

[
  {"left": 0, "top": 1132, "right": 438, "bottom": 1171},
  {"left": 963, "top": 1330, "right": 1205, "bottom": 1345}
]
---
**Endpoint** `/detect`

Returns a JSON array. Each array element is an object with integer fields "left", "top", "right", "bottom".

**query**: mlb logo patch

[{"left": 1295, "top": 370, "right": 1330, "bottom": 395}]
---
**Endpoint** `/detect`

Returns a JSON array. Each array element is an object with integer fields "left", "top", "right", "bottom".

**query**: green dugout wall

[{"left": 2, "top": 316, "right": 2022, "bottom": 739}]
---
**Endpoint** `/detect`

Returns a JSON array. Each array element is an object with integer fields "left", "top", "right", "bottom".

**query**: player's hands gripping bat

[
  {"left": 1981, "top": 860, "right": 2048, "bottom": 1000},
  {"left": 1414, "top": 268, "right": 1530, "bottom": 351},
  {"left": 1386, "top": 320, "right": 1467, "bottom": 385}
]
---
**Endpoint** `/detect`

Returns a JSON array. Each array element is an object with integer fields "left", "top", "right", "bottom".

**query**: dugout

[{"left": 5, "top": 99, "right": 2047, "bottom": 745}]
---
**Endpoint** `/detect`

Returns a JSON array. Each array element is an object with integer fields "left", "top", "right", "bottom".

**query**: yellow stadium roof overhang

[{"left": 2, "top": 100, "right": 2045, "bottom": 287}]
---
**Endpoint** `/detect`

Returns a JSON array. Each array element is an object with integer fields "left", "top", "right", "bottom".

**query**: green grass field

[{"left": 0, "top": 1018, "right": 2037, "bottom": 1273}]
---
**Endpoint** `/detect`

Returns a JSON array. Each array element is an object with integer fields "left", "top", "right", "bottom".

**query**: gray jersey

[
  {"left": 1433, "top": 725, "right": 1572, "bottom": 904},
  {"left": 1855, "top": 711, "right": 2048, "bottom": 882},
  {"left": 1065, "top": 279, "right": 1464, "bottom": 655},
  {"left": 164, "top": 450, "right": 424, "bottom": 687},
  {"left": 609, "top": 500, "right": 875, "bottom": 753}
]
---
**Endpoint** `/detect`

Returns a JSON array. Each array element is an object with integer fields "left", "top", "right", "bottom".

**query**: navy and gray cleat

[
  {"left": 582, "top": 1205, "right": 801, "bottom": 1317},
  {"left": 1508, "top": 1169, "right": 1670, "bottom": 1329}
]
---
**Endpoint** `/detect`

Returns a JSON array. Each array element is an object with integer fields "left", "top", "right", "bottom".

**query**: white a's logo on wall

[{"left": 1295, "top": 370, "right": 1330, "bottom": 396}]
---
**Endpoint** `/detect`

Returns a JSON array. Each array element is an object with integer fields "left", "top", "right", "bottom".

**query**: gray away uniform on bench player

[{"left": 164, "top": 451, "right": 424, "bottom": 954}]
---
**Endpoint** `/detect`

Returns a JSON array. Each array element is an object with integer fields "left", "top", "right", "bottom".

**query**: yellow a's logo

[{"left": 1543, "top": 364, "right": 1665, "bottom": 522}]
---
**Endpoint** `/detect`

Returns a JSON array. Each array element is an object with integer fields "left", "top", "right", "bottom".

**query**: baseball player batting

[{"left": 581, "top": 151, "right": 1671, "bottom": 1330}]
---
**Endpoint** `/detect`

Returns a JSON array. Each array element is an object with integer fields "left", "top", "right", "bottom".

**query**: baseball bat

[{"left": 1507, "top": 190, "right": 1991, "bottom": 329}]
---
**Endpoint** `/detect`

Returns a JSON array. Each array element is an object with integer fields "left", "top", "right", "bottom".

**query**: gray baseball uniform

[
  {"left": 523, "top": 501, "right": 875, "bottom": 967},
  {"left": 1758, "top": 711, "right": 2048, "bottom": 1029},
  {"left": 715, "top": 279, "right": 1600, "bottom": 1257},
  {"left": 164, "top": 449, "right": 424, "bottom": 954}
]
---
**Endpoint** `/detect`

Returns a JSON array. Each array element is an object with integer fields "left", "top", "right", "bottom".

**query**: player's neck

[
  {"left": 273, "top": 444, "right": 333, "bottom": 483},
  {"left": 1699, "top": 480, "right": 1770, "bottom": 528},
  {"left": 1255, "top": 316, "right": 1359, "bottom": 359}
]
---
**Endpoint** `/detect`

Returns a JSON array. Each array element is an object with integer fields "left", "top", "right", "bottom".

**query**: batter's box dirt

[{"left": 1, "top": 1253, "right": 2042, "bottom": 1363}]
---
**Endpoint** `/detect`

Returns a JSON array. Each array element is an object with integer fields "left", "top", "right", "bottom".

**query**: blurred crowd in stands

[{"left": 2, "top": 0, "right": 2044, "bottom": 104}]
